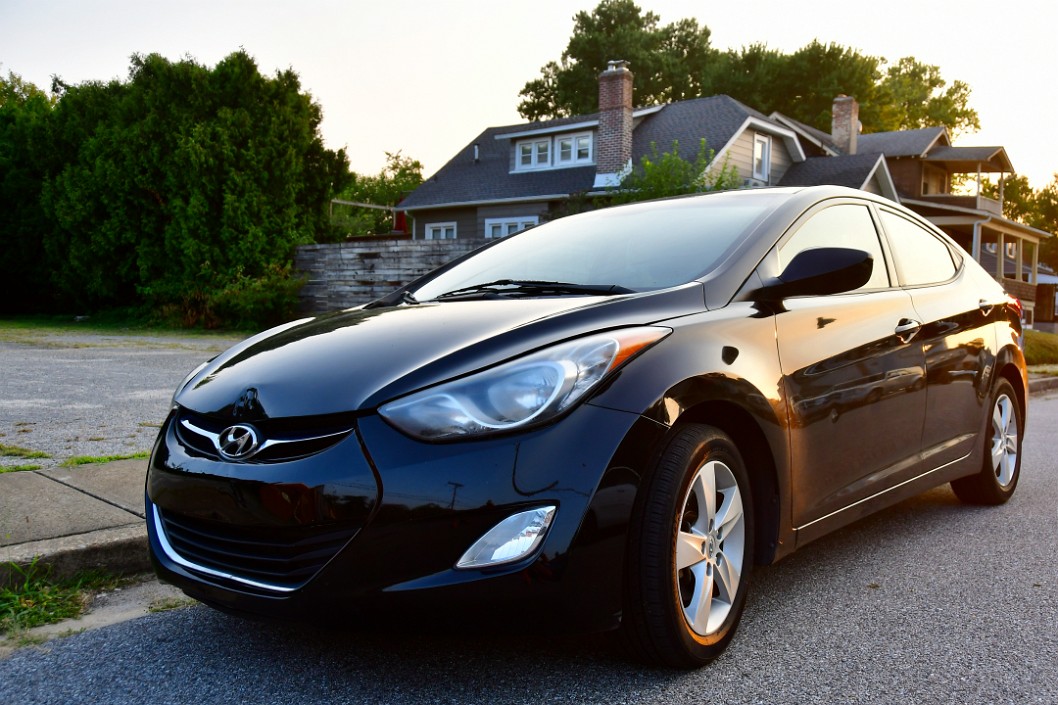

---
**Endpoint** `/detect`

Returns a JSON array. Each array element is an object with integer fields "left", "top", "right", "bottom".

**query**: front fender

[{"left": 587, "top": 302, "right": 793, "bottom": 562}]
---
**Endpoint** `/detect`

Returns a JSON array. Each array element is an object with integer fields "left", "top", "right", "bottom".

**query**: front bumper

[{"left": 146, "top": 403, "right": 668, "bottom": 631}]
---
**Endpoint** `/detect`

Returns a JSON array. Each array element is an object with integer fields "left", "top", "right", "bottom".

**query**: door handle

[{"left": 895, "top": 319, "right": 922, "bottom": 343}]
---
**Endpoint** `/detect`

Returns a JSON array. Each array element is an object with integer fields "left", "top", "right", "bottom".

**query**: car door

[
  {"left": 877, "top": 208, "right": 998, "bottom": 468},
  {"left": 764, "top": 201, "right": 928, "bottom": 531}
]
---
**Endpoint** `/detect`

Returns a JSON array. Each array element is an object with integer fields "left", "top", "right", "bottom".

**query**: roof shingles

[
  {"left": 779, "top": 153, "right": 883, "bottom": 190},
  {"left": 856, "top": 126, "right": 947, "bottom": 157},
  {"left": 401, "top": 96, "right": 763, "bottom": 210}
]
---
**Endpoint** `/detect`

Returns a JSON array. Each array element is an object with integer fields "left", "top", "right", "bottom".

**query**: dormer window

[
  {"left": 515, "top": 132, "right": 593, "bottom": 171},
  {"left": 518, "top": 139, "right": 550, "bottom": 169},
  {"left": 557, "top": 133, "right": 592, "bottom": 165}
]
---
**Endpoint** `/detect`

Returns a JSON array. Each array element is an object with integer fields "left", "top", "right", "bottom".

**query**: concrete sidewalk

[
  {"left": 0, "top": 459, "right": 151, "bottom": 586},
  {"left": 3, "top": 376, "right": 1058, "bottom": 588}
]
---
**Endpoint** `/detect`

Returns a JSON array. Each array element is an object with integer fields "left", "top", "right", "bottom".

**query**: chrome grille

[
  {"left": 174, "top": 410, "right": 355, "bottom": 463},
  {"left": 156, "top": 507, "right": 359, "bottom": 592}
]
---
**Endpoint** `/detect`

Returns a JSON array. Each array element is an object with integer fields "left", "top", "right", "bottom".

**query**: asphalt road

[{"left": 1, "top": 376, "right": 1055, "bottom": 704}]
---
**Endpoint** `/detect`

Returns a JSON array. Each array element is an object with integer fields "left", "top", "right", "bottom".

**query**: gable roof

[
  {"left": 401, "top": 95, "right": 802, "bottom": 211},
  {"left": 924, "top": 145, "right": 1014, "bottom": 173},
  {"left": 769, "top": 112, "right": 840, "bottom": 156},
  {"left": 632, "top": 95, "right": 764, "bottom": 161},
  {"left": 857, "top": 126, "right": 949, "bottom": 158},
  {"left": 779, "top": 153, "right": 896, "bottom": 199}
]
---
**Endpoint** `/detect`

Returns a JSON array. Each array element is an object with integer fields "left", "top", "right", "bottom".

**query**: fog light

[{"left": 456, "top": 506, "right": 556, "bottom": 569}]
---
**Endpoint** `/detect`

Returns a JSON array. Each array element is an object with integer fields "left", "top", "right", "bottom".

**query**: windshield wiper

[
  {"left": 432, "top": 279, "right": 635, "bottom": 301},
  {"left": 364, "top": 288, "right": 420, "bottom": 309}
]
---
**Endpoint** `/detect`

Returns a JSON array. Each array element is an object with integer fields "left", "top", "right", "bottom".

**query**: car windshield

[{"left": 411, "top": 191, "right": 780, "bottom": 301}]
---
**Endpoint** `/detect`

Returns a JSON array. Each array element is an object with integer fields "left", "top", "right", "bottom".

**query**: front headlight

[{"left": 379, "top": 327, "right": 670, "bottom": 440}]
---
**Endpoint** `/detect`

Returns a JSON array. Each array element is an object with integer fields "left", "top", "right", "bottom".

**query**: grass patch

[
  {"left": 0, "top": 313, "right": 251, "bottom": 337},
  {"left": 148, "top": 596, "right": 196, "bottom": 613},
  {"left": 0, "top": 444, "right": 50, "bottom": 459},
  {"left": 1029, "top": 364, "right": 1058, "bottom": 377},
  {"left": 1, "top": 560, "right": 123, "bottom": 637},
  {"left": 0, "top": 465, "right": 42, "bottom": 474},
  {"left": 60, "top": 451, "right": 149, "bottom": 467},
  {"left": 0, "top": 318, "right": 242, "bottom": 352},
  {"left": 1025, "top": 329, "right": 1058, "bottom": 366}
]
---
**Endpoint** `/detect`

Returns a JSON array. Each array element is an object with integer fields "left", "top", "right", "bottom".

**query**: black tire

[
  {"left": 951, "top": 378, "right": 1023, "bottom": 505},
  {"left": 623, "top": 424, "right": 754, "bottom": 668}
]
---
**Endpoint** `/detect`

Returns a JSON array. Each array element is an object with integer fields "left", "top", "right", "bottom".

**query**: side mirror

[{"left": 758, "top": 247, "right": 873, "bottom": 300}]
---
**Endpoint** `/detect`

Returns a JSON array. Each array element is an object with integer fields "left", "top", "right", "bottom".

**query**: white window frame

[
  {"left": 555, "top": 132, "right": 593, "bottom": 166},
  {"left": 753, "top": 133, "right": 771, "bottom": 182},
  {"left": 516, "top": 138, "right": 551, "bottom": 170},
  {"left": 484, "top": 216, "right": 539, "bottom": 239},
  {"left": 515, "top": 132, "right": 593, "bottom": 172},
  {"left": 425, "top": 222, "right": 457, "bottom": 240}
]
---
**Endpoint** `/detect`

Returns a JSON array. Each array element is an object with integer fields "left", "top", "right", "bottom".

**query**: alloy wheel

[
  {"left": 991, "top": 392, "right": 1019, "bottom": 488},
  {"left": 675, "top": 459, "right": 747, "bottom": 637}
]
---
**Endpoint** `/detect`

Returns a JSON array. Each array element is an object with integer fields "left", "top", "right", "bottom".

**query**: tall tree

[
  {"left": 0, "top": 71, "right": 56, "bottom": 312},
  {"left": 706, "top": 41, "right": 885, "bottom": 131},
  {"left": 517, "top": 0, "right": 713, "bottom": 120},
  {"left": 984, "top": 174, "right": 1058, "bottom": 271},
  {"left": 699, "top": 44, "right": 785, "bottom": 116},
  {"left": 1034, "top": 178, "right": 1058, "bottom": 271},
  {"left": 41, "top": 51, "right": 350, "bottom": 325},
  {"left": 984, "top": 175, "right": 1036, "bottom": 225},
  {"left": 331, "top": 151, "right": 423, "bottom": 238},
  {"left": 876, "top": 57, "right": 980, "bottom": 136},
  {"left": 519, "top": 1, "right": 979, "bottom": 138}
]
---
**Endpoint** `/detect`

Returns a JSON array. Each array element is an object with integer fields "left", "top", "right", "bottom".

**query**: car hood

[{"left": 173, "top": 285, "right": 704, "bottom": 419}]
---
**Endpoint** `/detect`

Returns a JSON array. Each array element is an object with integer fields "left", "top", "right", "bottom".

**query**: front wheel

[
  {"left": 623, "top": 424, "right": 754, "bottom": 668},
  {"left": 951, "top": 378, "right": 1023, "bottom": 505}
]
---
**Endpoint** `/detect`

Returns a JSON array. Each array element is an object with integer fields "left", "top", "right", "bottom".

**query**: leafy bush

[
  {"left": 203, "top": 263, "right": 306, "bottom": 330},
  {"left": 608, "top": 139, "right": 740, "bottom": 204},
  {"left": 3, "top": 52, "right": 349, "bottom": 327},
  {"left": 155, "top": 263, "right": 305, "bottom": 330}
]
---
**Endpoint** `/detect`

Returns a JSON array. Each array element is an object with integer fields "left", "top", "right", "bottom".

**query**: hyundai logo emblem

[{"left": 218, "top": 424, "right": 260, "bottom": 460}]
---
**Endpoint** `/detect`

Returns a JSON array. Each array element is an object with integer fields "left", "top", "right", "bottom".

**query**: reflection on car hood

[{"left": 173, "top": 287, "right": 703, "bottom": 419}]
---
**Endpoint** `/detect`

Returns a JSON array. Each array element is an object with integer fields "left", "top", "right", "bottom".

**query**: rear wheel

[
  {"left": 951, "top": 378, "right": 1022, "bottom": 505},
  {"left": 624, "top": 424, "right": 754, "bottom": 668}
]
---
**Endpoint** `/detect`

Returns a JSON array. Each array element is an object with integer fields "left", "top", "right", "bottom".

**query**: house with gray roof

[
  {"left": 399, "top": 63, "right": 1052, "bottom": 324},
  {"left": 401, "top": 62, "right": 895, "bottom": 242},
  {"left": 778, "top": 97, "right": 1051, "bottom": 324}
]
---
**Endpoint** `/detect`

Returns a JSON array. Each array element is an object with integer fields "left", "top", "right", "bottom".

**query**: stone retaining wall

[{"left": 295, "top": 237, "right": 481, "bottom": 313}]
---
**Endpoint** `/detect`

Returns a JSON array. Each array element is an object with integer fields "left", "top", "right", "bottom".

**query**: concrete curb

[
  {"left": 1030, "top": 375, "right": 1058, "bottom": 395},
  {"left": 0, "top": 525, "right": 150, "bottom": 588}
]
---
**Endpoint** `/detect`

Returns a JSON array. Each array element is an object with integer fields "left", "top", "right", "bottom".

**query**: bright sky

[{"left": 2, "top": 0, "right": 1055, "bottom": 187}]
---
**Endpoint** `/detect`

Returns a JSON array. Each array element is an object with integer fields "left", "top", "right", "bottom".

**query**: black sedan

[{"left": 146, "top": 185, "right": 1026, "bottom": 668}]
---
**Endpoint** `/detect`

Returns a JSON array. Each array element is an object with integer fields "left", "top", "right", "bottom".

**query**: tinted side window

[
  {"left": 880, "top": 210, "right": 957, "bottom": 286},
  {"left": 777, "top": 204, "right": 890, "bottom": 290}
]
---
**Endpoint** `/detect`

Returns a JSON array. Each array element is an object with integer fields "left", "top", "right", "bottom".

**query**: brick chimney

[
  {"left": 831, "top": 95, "right": 859, "bottom": 155},
  {"left": 594, "top": 60, "right": 633, "bottom": 188}
]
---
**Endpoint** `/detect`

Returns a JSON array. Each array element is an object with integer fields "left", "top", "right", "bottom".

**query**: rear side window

[
  {"left": 777, "top": 204, "right": 890, "bottom": 290},
  {"left": 880, "top": 210, "right": 958, "bottom": 286}
]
